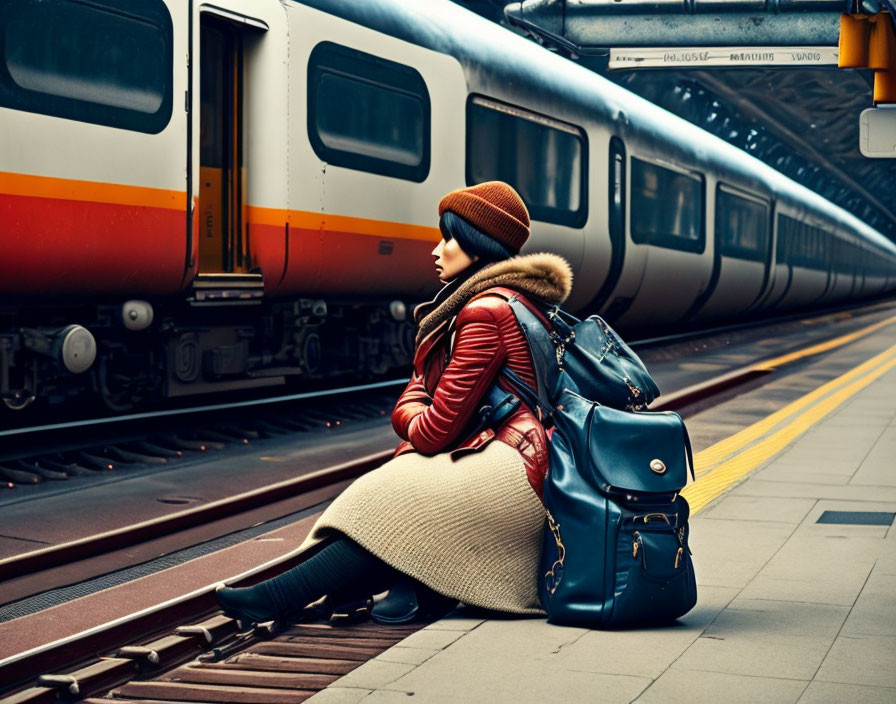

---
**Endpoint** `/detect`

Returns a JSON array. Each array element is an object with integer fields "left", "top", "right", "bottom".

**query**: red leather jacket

[{"left": 391, "top": 288, "right": 550, "bottom": 498}]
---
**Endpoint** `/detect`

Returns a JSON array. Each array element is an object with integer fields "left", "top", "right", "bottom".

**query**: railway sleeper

[
  {"left": 163, "top": 437, "right": 209, "bottom": 453},
  {"left": 183, "top": 436, "right": 228, "bottom": 452},
  {"left": 195, "top": 429, "right": 250, "bottom": 446},
  {"left": 264, "top": 417, "right": 313, "bottom": 433},
  {"left": 216, "top": 425, "right": 263, "bottom": 441},
  {"left": 133, "top": 442, "right": 182, "bottom": 459},
  {"left": 38, "top": 459, "right": 97, "bottom": 477},
  {"left": 249, "top": 421, "right": 297, "bottom": 436},
  {"left": 0, "top": 464, "right": 41, "bottom": 484},
  {"left": 104, "top": 446, "right": 168, "bottom": 466},
  {"left": 77, "top": 452, "right": 115, "bottom": 472},
  {"left": 11, "top": 460, "right": 67, "bottom": 481}
]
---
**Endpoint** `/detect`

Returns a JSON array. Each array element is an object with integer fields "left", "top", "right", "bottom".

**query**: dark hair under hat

[
  {"left": 439, "top": 211, "right": 514, "bottom": 263},
  {"left": 438, "top": 181, "right": 530, "bottom": 255}
]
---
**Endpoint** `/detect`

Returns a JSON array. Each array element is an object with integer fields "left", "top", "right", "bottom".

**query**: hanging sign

[{"left": 608, "top": 46, "right": 839, "bottom": 69}]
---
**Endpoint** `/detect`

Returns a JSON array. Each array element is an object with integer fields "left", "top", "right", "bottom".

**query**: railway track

[
  {"left": 3, "top": 297, "right": 896, "bottom": 703},
  {"left": 0, "top": 379, "right": 405, "bottom": 484}
]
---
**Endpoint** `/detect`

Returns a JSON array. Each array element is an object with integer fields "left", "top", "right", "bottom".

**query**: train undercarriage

[{"left": 0, "top": 295, "right": 416, "bottom": 413}]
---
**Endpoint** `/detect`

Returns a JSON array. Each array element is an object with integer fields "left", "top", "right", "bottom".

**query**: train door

[
  {"left": 597, "top": 143, "right": 648, "bottom": 323},
  {"left": 199, "top": 16, "right": 245, "bottom": 274},
  {"left": 586, "top": 137, "right": 626, "bottom": 313},
  {"left": 193, "top": 5, "right": 269, "bottom": 300},
  {"left": 744, "top": 197, "right": 777, "bottom": 313}
]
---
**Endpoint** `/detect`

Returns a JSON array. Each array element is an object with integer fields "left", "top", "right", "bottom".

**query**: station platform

[{"left": 306, "top": 321, "right": 896, "bottom": 703}]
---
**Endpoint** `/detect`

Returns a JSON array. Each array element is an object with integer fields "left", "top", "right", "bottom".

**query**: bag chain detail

[{"left": 544, "top": 509, "right": 566, "bottom": 595}]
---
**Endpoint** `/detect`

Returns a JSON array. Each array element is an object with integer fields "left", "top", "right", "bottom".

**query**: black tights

[{"left": 221, "top": 537, "right": 397, "bottom": 621}]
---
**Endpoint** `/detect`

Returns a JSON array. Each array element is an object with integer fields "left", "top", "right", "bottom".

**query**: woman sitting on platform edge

[{"left": 217, "top": 181, "right": 573, "bottom": 624}]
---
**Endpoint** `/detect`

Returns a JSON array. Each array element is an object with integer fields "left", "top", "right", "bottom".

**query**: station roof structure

[{"left": 455, "top": 0, "right": 896, "bottom": 243}]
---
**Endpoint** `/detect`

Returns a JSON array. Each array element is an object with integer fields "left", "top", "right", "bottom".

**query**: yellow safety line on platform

[
  {"left": 685, "top": 340, "right": 896, "bottom": 514},
  {"left": 753, "top": 313, "right": 896, "bottom": 371},
  {"left": 693, "top": 313, "right": 896, "bottom": 472}
]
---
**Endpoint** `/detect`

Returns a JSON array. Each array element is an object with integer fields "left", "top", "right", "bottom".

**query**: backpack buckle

[{"left": 550, "top": 329, "right": 575, "bottom": 370}]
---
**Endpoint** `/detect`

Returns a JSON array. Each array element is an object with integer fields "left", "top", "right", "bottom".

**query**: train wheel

[
  {"left": 97, "top": 356, "right": 146, "bottom": 412},
  {"left": 3, "top": 394, "right": 35, "bottom": 411}
]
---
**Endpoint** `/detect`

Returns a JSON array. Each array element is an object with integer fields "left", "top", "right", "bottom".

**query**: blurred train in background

[{"left": 2, "top": 0, "right": 896, "bottom": 412}]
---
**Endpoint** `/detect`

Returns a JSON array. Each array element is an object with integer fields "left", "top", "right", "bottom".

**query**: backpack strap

[
  {"left": 501, "top": 366, "right": 554, "bottom": 418},
  {"left": 682, "top": 418, "right": 696, "bottom": 482},
  {"left": 503, "top": 297, "right": 566, "bottom": 413},
  {"left": 463, "top": 286, "right": 560, "bottom": 422}
]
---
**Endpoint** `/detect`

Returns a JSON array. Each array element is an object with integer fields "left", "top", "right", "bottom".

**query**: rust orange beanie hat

[{"left": 438, "top": 181, "right": 530, "bottom": 254}]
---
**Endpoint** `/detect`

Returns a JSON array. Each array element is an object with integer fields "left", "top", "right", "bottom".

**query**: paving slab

[
  {"left": 851, "top": 427, "right": 896, "bottom": 486},
  {"left": 360, "top": 691, "right": 451, "bottom": 704},
  {"left": 699, "top": 495, "right": 816, "bottom": 524},
  {"left": 686, "top": 518, "right": 794, "bottom": 589},
  {"left": 797, "top": 681, "right": 896, "bottom": 704},
  {"left": 737, "top": 534, "right": 877, "bottom": 605},
  {"left": 815, "top": 634, "right": 896, "bottom": 688},
  {"left": 374, "top": 646, "right": 440, "bottom": 666},
  {"left": 841, "top": 570, "right": 896, "bottom": 637},
  {"left": 307, "top": 688, "right": 374, "bottom": 704},
  {"left": 332, "top": 660, "right": 419, "bottom": 691},
  {"left": 749, "top": 469, "right": 851, "bottom": 485},
  {"left": 673, "top": 599, "right": 849, "bottom": 680},
  {"left": 731, "top": 480, "right": 896, "bottom": 503},
  {"left": 394, "top": 627, "right": 466, "bottom": 651},
  {"left": 634, "top": 668, "right": 808, "bottom": 704},
  {"left": 551, "top": 586, "right": 738, "bottom": 679},
  {"left": 421, "top": 616, "right": 484, "bottom": 631},
  {"left": 795, "top": 500, "right": 896, "bottom": 539}
]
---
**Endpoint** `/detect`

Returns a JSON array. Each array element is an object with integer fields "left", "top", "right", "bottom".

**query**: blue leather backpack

[{"left": 481, "top": 292, "right": 697, "bottom": 627}]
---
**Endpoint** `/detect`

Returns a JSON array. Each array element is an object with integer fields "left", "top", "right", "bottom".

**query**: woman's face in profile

[{"left": 431, "top": 237, "right": 478, "bottom": 282}]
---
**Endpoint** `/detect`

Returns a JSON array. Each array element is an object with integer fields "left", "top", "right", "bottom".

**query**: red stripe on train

[
  {"left": 0, "top": 194, "right": 187, "bottom": 296},
  {"left": 251, "top": 223, "right": 438, "bottom": 298}
]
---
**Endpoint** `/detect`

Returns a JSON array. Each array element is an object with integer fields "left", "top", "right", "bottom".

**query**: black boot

[
  {"left": 370, "top": 578, "right": 458, "bottom": 624},
  {"left": 216, "top": 583, "right": 280, "bottom": 624}
]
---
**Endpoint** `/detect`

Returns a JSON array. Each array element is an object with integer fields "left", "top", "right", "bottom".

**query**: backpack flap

[
  {"left": 550, "top": 390, "right": 690, "bottom": 497},
  {"left": 589, "top": 404, "right": 690, "bottom": 495}
]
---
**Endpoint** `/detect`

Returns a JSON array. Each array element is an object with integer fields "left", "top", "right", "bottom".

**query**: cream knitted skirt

[{"left": 298, "top": 440, "right": 546, "bottom": 615}]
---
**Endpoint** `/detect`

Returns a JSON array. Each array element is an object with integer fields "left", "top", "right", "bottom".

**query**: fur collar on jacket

[{"left": 415, "top": 252, "right": 573, "bottom": 345}]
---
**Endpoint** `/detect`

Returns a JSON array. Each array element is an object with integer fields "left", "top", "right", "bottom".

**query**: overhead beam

[
  {"left": 504, "top": 0, "right": 846, "bottom": 53},
  {"left": 692, "top": 70, "right": 896, "bottom": 215}
]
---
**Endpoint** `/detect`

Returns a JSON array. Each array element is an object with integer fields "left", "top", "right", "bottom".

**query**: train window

[
  {"left": 630, "top": 158, "right": 704, "bottom": 253},
  {"left": 777, "top": 215, "right": 796, "bottom": 267},
  {"left": 831, "top": 237, "right": 845, "bottom": 274},
  {"left": 466, "top": 96, "right": 587, "bottom": 227},
  {"left": 715, "top": 185, "right": 769, "bottom": 261},
  {"left": 777, "top": 214, "right": 830, "bottom": 270},
  {"left": 307, "top": 42, "right": 430, "bottom": 182},
  {"left": 0, "top": 0, "right": 173, "bottom": 133}
]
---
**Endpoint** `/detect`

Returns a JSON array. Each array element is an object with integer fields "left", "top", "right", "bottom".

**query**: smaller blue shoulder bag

[{"left": 481, "top": 296, "right": 697, "bottom": 627}]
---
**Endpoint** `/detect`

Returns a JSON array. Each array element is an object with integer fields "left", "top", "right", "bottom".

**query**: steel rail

[
  {"left": 629, "top": 295, "right": 896, "bottom": 348},
  {"left": 0, "top": 378, "right": 407, "bottom": 439},
  {"left": 0, "top": 450, "right": 392, "bottom": 582},
  {"left": 0, "top": 530, "right": 335, "bottom": 692}
]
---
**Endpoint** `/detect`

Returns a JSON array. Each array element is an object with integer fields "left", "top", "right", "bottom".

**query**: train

[{"left": 2, "top": 0, "right": 896, "bottom": 412}]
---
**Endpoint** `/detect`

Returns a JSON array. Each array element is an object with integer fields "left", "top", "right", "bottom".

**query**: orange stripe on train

[
  {"left": 247, "top": 205, "right": 441, "bottom": 242},
  {"left": 0, "top": 171, "right": 187, "bottom": 211},
  {"left": 0, "top": 172, "right": 441, "bottom": 243}
]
